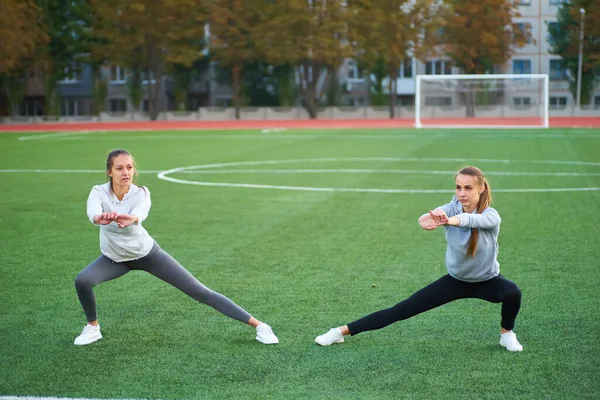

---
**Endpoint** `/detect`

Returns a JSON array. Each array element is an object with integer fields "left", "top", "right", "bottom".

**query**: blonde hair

[{"left": 456, "top": 166, "right": 492, "bottom": 257}]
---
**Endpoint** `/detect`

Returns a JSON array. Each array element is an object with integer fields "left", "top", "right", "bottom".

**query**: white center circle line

[{"left": 156, "top": 157, "right": 600, "bottom": 194}]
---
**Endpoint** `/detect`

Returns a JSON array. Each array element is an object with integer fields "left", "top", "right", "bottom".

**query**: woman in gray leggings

[{"left": 74, "top": 149, "right": 278, "bottom": 346}]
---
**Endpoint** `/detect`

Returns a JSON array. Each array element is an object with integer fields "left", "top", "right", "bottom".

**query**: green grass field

[{"left": 1, "top": 128, "right": 599, "bottom": 400}]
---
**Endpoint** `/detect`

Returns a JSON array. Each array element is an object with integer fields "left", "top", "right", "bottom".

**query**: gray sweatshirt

[{"left": 436, "top": 196, "right": 501, "bottom": 282}]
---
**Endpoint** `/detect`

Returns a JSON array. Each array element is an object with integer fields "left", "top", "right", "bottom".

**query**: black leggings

[{"left": 347, "top": 274, "right": 521, "bottom": 335}]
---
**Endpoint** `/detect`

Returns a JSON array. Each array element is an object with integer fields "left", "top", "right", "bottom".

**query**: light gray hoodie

[{"left": 436, "top": 196, "right": 501, "bottom": 282}]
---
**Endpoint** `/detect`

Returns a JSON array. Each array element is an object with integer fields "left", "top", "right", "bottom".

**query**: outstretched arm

[{"left": 456, "top": 208, "right": 501, "bottom": 230}]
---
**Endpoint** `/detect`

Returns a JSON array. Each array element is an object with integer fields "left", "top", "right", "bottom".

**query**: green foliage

[
  {"left": 170, "top": 65, "right": 194, "bottom": 111},
  {"left": 325, "top": 71, "right": 342, "bottom": 106},
  {"left": 90, "top": 0, "right": 206, "bottom": 119},
  {"left": 548, "top": 1, "right": 600, "bottom": 105},
  {"left": 440, "top": 0, "right": 528, "bottom": 74},
  {"left": 127, "top": 65, "right": 144, "bottom": 112},
  {"left": 91, "top": 66, "right": 107, "bottom": 115},
  {"left": 369, "top": 59, "right": 388, "bottom": 106},
  {"left": 274, "top": 65, "right": 298, "bottom": 107},
  {"left": 242, "top": 63, "right": 278, "bottom": 107},
  {"left": 2, "top": 75, "right": 27, "bottom": 115},
  {"left": 0, "top": 0, "right": 48, "bottom": 75},
  {"left": 259, "top": 0, "right": 353, "bottom": 118}
]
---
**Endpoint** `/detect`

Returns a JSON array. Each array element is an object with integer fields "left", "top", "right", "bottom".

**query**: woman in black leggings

[{"left": 315, "top": 166, "right": 523, "bottom": 352}]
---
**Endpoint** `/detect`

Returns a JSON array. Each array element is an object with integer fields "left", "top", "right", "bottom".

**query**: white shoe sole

[
  {"left": 500, "top": 343, "right": 523, "bottom": 352},
  {"left": 256, "top": 337, "right": 279, "bottom": 345},
  {"left": 74, "top": 333, "right": 102, "bottom": 346},
  {"left": 314, "top": 337, "right": 344, "bottom": 346}
]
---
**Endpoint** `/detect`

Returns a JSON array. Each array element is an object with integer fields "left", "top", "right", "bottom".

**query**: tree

[
  {"left": 170, "top": 64, "right": 194, "bottom": 111},
  {"left": 0, "top": 0, "right": 48, "bottom": 75},
  {"left": 258, "top": 0, "right": 353, "bottom": 118},
  {"left": 207, "top": 0, "right": 266, "bottom": 119},
  {"left": 351, "top": 0, "right": 441, "bottom": 118},
  {"left": 35, "top": 0, "right": 93, "bottom": 116},
  {"left": 90, "top": 0, "right": 206, "bottom": 120},
  {"left": 127, "top": 63, "right": 144, "bottom": 113},
  {"left": 440, "top": 1, "right": 529, "bottom": 74},
  {"left": 0, "top": 0, "right": 47, "bottom": 116},
  {"left": 548, "top": 1, "right": 600, "bottom": 106},
  {"left": 437, "top": 0, "right": 529, "bottom": 116},
  {"left": 273, "top": 64, "right": 298, "bottom": 107}
]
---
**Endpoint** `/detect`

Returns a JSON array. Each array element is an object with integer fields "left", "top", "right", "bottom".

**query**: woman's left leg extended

[
  {"left": 347, "top": 275, "right": 472, "bottom": 335},
  {"left": 131, "top": 244, "right": 252, "bottom": 323}
]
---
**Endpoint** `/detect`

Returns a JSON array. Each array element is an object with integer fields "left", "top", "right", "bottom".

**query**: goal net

[{"left": 415, "top": 74, "right": 549, "bottom": 128}]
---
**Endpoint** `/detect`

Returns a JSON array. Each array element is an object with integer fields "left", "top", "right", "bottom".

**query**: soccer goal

[{"left": 415, "top": 74, "right": 549, "bottom": 128}]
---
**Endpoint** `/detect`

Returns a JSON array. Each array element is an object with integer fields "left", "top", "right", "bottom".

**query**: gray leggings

[{"left": 74, "top": 242, "right": 252, "bottom": 323}]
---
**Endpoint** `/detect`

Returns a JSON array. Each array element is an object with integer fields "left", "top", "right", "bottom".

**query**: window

[
  {"left": 595, "top": 96, "right": 600, "bottom": 109},
  {"left": 549, "top": 60, "right": 568, "bottom": 80},
  {"left": 549, "top": 96, "right": 567, "bottom": 109},
  {"left": 347, "top": 60, "right": 364, "bottom": 80},
  {"left": 547, "top": 22, "right": 559, "bottom": 47},
  {"left": 513, "top": 23, "right": 532, "bottom": 44},
  {"left": 513, "top": 97, "right": 531, "bottom": 108},
  {"left": 142, "top": 71, "right": 156, "bottom": 85},
  {"left": 435, "top": 27, "right": 446, "bottom": 44},
  {"left": 399, "top": 59, "right": 413, "bottom": 78},
  {"left": 27, "top": 69, "right": 42, "bottom": 80},
  {"left": 109, "top": 99, "right": 127, "bottom": 112},
  {"left": 425, "top": 97, "right": 452, "bottom": 106},
  {"left": 110, "top": 66, "right": 126, "bottom": 83},
  {"left": 550, "top": 0, "right": 566, "bottom": 5},
  {"left": 512, "top": 59, "right": 531, "bottom": 74},
  {"left": 61, "top": 99, "right": 78, "bottom": 116},
  {"left": 62, "top": 66, "right": 82, "bottom": 83},
  {"left": 425, "top": 60, "right": 452, "bottom": 75},
  {"left": 143, "top": 99, "right": 150, "bottom": 112}
]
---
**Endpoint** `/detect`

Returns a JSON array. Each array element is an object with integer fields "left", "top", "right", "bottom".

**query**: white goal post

[{"left": 415, "top": 74, "right": 549, "bottom": 129}]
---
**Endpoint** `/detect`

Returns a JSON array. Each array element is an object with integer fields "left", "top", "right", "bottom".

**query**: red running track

[{"left": 1, "top": 117, "right": 599, "bottom": 133}]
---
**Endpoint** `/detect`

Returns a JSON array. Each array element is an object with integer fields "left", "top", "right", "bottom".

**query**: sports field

[{"left": 1, "top": 127, "right": 599, "bottom": 399}]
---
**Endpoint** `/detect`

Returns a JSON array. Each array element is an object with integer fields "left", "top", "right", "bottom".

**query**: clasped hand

[
  {"left": 94, "top": 212, "right": 137, "bottom": 228},
  {"left": 420, "top": 209, "right": 449, "bottom": 230},
  {"left": 429, "top": 209, "right": 449, "bottom": 226}
]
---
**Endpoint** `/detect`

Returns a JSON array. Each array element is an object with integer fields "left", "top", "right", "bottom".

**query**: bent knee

[
  {"left": 504, "top": 285, "right": 522, "bottom": 302},
  {"left": 74, "top": 274, "right": 94, "bottom": 289}
]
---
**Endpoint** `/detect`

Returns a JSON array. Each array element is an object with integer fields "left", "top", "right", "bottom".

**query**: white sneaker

[
  {"left": 499, "top": 331, "right": 523, "bottom": 352},
  {"left": 315, "top": 328, "right": 345, "bottom": 346},
  {"left": 74, "top": 324, "right": 102, "bottom": 346},
  {"left": 255, "top": 323, "right": 279, "bottom": 344}
]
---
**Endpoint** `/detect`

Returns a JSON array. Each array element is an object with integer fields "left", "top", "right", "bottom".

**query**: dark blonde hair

[
  {"left": 456, "top": 166, "right": 492, "bottom": 257},
  {"left": 106, "top": 149, "right": 139, "bottom": 190}
]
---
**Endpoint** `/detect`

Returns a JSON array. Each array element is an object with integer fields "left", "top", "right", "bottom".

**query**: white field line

[
  {"left": 18, "top": 130, "right": 107, "bottom": 141},
  {"left": 158, "top": 169, "right": 600, "bottom": 177},
  {"left": 0, "top": 397, "right": 153, "bottom": 400},
  {"left": 155, "top": 158, "right": 600, "bottom": 194},
  {"left": 0, "top": 169, "right": 162, "bottom": 174},
  {"left": 155, "top": 175, "right": 600, "bottom": 193}
]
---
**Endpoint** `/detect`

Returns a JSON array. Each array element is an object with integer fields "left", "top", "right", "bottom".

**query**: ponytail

[{"left": 456, "top": 167, "right": 493, "bottom": 257}]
